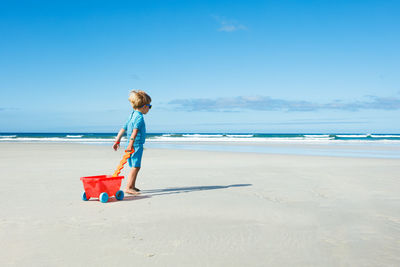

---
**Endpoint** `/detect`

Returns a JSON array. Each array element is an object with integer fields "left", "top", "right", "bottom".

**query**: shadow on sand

[{"left": 122, "top": 183, "right": 252, "bottom": 201}]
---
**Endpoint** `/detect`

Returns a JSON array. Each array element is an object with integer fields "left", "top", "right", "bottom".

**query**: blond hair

[{"left": 128, "top": 90, "right": 152, "bottom": 109}]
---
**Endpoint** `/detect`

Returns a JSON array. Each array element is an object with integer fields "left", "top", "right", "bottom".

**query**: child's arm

[
  {"left": 113, "top": 128, "right": 126, "bottom": 151},
  {"left": 126, "top": 129, "right": 139, "bottom": 152}
]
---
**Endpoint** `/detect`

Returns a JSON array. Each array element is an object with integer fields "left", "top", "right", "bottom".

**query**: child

[{"left": 113, "top": 90, "right": 152, "bottom": 195}]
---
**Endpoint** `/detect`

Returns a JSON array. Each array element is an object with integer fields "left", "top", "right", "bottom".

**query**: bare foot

[
  {"left": 125, "top": 188, "right": 140, "bottom": 195},
  {"left": 133, "top": 187, "right": 141, "bottom": 192}
]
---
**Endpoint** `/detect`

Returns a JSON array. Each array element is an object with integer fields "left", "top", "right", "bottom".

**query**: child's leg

[{"left": 125, "top": 167, "right": 141, "bottom": 194}]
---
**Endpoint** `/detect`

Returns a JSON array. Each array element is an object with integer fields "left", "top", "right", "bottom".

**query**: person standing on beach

[{"left": 113, "top": 90, "right": 152, "bottom": 195}]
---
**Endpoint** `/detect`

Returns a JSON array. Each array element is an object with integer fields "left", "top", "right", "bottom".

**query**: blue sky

[{"left": 1, "top": 0, "right": 399, "bottom": 133}]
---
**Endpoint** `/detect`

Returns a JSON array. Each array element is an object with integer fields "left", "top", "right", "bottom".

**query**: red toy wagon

[{"left": 80, "top": 150, "right": 133, "bottom": 203}]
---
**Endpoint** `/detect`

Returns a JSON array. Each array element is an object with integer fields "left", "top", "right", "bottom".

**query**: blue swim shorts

[{"left": 128, "top": 145, "right": 144, "bottom": 168}]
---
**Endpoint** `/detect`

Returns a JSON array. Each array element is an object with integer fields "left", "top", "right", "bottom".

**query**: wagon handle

[{"left": 112, "top": 149, "right": 134, "bottom": 177}]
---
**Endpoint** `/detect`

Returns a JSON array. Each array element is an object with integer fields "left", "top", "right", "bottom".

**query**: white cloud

[
  {"left": 213, "top": 15, "right": 247, "bottom": 32},
  {"left": 0, "top": 107, "right": 19, "bottom": 112},
  {"left": 169, "top": 95, "right": 400, "bottom": 112}
]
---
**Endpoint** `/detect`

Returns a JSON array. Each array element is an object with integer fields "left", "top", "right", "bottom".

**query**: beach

[{"left": 1, "top": 143, "right": 399, "bottom": 266}]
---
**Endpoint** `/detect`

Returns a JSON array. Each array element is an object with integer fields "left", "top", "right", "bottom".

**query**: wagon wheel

[
  {"left": 115, "top": 190, "right": 124, "bottom": 200},
  {"left": 82, "top": 192, "right": 89, "bottom": 201},
  {"left": 99, "top": 192, "right": 109, "bottom": 203}
]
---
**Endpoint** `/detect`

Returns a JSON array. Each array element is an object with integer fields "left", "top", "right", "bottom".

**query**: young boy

[{"left": 113, "top": 90, "right": 152, "bottom": 195}]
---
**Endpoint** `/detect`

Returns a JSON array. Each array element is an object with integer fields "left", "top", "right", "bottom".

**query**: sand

[{"left": 0, "top": 143, "right": 399, "bottom": 266}]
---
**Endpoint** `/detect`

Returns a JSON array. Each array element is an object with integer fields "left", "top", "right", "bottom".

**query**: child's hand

[
  {"left": 126, "top": 144, "right": 133, "bottom": 152},
  {"left": 113, "top": 142, "right": 120, "bottom": 151}
]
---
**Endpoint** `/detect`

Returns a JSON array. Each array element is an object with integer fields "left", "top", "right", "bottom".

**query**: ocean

[
  {"left": 1, "top": 132, "right": 400, "bottom": 144},
  {"left": 1, "top": 132, "right": 400, "bottom": 158}
]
